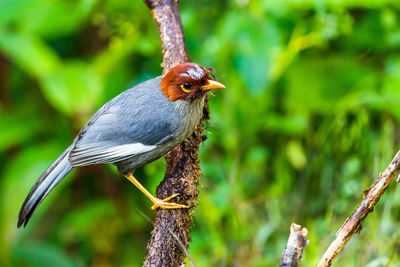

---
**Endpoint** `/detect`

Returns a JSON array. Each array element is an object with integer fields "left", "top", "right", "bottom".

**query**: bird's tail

[{"left": 17, "top": 146, "right": 73, "bottom": 228}]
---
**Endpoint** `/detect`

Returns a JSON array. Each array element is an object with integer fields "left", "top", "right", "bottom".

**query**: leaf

[
  {"left": 0, "top": 30, "right": 61, "bottom": 79},
  {"left": 15, "top": 0, "right": 99, "bottom": 37},
  {"left": 0, "top": 110, "right": 43, "bottom": 152},
  {"left": 0, "top": 30, "right": 104, "bottom": 115},
  {"left": 0, "top": 0, "right": 36, "bottom": 25},
  {"left": 12, "top": 242, "right": 79, "bottom": 267},
  {"left": 218, "top": 11, "right": 281, "bottom": 94},
  {"left": 40, "top": 61, "right": 103, "bottom": 116},
  {"left": 0, "top": 142, "right": 68, "bottom": 255},
  {"left": 286, "top": 140, "right": 307, "bottom": 170}
]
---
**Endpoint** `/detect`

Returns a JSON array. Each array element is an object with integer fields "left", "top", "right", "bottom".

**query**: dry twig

[
  {"left": 318, "top": 151, "right": 400, "bottom": 266},
  {"left": 280, "top": 223, "right": 308, "bottom": 267},
  {"left": 142, "top": 0, "right": 209, "bottom": 266}
]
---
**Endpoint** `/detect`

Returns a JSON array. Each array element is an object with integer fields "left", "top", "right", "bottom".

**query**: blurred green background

[{"left": 1, "top": 0, "right": 400, "bottom": 266}]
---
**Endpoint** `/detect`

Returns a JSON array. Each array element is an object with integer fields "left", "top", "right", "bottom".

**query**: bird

[{"left": 17, "top": 62, "right": 225, "bottom": 228}]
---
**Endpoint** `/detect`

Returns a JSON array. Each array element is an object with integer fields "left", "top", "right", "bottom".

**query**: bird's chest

[{"left": 170, "top": 97, "right": 205, "bottom": 142}]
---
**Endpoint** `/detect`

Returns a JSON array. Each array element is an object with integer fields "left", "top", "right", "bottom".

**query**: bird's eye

[{"left": 180, "top": 82, "right": 192, "bottom": 93}]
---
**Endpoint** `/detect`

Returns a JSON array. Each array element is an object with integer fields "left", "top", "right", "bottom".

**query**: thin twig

[
  {"left": 318, "top": 150, "right": 400, "bottom": 267},
  {"left": 280, "top": 223, "right": 308, "bottom": 267},
  {"left": 142, "top": 0, "right": 208, "bottom": 266}
]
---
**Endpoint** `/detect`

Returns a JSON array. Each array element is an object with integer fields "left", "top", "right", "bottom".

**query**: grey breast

[{"left": 68, "top": 76, "right": 205, "bottom": 175}]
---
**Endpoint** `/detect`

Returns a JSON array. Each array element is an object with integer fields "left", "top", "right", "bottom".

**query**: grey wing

[{"left": 68, "top": 85, "right": 174, "bottom": 166}]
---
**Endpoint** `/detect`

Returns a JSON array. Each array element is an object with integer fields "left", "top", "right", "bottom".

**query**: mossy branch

[{"left": 142, "top": 0, "right": 208, "bottom": 266}]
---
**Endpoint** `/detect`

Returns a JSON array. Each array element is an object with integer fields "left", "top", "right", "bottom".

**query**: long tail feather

[{"left": 17, "top": 146, "right": 73, "bottom": 228}]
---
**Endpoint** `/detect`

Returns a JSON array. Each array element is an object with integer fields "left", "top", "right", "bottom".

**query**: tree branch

[
  {"left": 143, "top": 0, "right": 190, "bottom": 73},
  {"left": 280, "top": 223, "right": 308, "bottom": 267},
  {"left": 318, "top": 150, "right": 400, "bottom": 267},
  {"left": 142, "top": 0, "right": 209, "bottom": 266}
]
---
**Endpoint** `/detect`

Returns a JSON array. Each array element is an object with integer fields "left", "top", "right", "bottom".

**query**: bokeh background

[{"left": 1, "top": 0, "right": 400, "bottom": 266}]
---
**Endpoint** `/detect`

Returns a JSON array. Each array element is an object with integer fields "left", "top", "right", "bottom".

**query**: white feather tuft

[{"left": 183, "top": 65, "right": 205, "bottom": 80}]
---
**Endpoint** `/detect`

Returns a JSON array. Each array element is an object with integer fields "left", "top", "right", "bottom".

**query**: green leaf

[
  {"left": 0, "top": 30, "right": 61, "bottom": 79},
  {"left": 0, "top": 110, "right": 43, "bottom": 152},
  {"left": 41, "top": 61, "right": 103, "bottom": 115},
  {"left": 218, "top": 11, "right": 281, "bottom": 94},
  {"left": 286, "top": 140, "right": 307, "bottom": 170},
  {"left": 12, "top": 242, "right": 79, "bottom": 267},
  {"left": 16, "top": 0, "right": 99, "bottom": 37},
  {"left": 0, "top": 142, "right": 67, "bottom": 256}
]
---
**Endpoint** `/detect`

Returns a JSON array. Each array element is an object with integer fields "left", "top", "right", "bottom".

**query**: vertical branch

[
  {"left": 280, "top": 223, "right": 308, "bottom": 267},
  {"left": 317, "top": 151, "right": 400, "bottom": 267},
  {"left": 143, "top": 0, "right": 190, "bottom": 73},
  {"left": 143, "top": 0, "right": 209, "bottom": 266}
]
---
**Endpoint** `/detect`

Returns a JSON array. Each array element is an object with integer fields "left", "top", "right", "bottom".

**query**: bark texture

[
  {"left": 318, "top": 150, "right": 400, "bottom": 267},
  {"left": 142, "top": 0, "right": 209, "bottom": 266},
  {"left": 279, "top": 223, "right": 308, "bottom": 267},
  {"left": 143, "top": 0, "right": 190, "bottom": 72}
]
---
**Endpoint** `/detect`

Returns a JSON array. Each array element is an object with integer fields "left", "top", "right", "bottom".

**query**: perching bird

[{"left": 18, "top": 62, "right": 224, "bottom": 228}]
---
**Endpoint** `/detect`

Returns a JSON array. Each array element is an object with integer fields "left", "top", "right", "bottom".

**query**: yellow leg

[{"left": 124, "top": 173, "right": 188, "bottom": 210}]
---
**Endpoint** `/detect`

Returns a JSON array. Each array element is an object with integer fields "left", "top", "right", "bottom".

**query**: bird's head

[{"left": 160, "top": 63, "right": 225, "bottom": 102}]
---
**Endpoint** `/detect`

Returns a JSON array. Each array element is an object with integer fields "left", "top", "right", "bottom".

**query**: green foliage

[{"left": 1, "top": 0, "right": 400, "bottom": 266}]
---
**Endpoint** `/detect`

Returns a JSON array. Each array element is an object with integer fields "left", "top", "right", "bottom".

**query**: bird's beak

[{"left": 201, "top": 79, "right": 225, "bottom": 91}]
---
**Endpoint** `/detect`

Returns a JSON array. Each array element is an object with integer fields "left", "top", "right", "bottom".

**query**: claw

[{"left": 151, "top": 193, "right": 189, "bottom": 210}]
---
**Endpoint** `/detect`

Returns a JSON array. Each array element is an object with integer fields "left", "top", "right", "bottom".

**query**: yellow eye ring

[
  {"left": 180, "top": 84, "right": 191, "bottom": 93},
  {"left": 181, "top": 82, "right": 192, "bottom": 93}
]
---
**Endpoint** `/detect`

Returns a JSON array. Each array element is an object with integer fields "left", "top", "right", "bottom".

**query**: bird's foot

[{"left": 151, "top": 193, "right": 189, "bottom": 210}]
